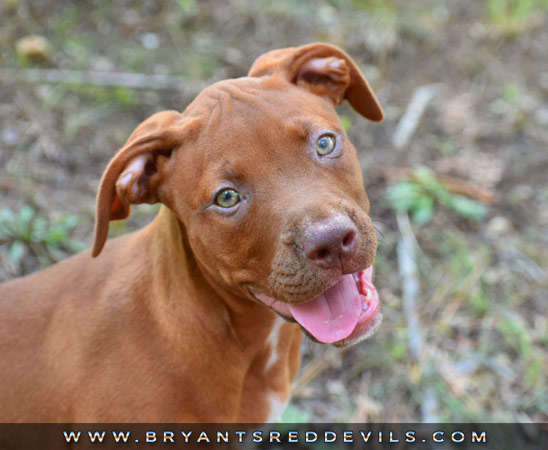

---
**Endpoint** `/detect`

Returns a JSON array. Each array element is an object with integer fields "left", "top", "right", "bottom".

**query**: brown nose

[{"left": 303, "top": 215, "right": 357, "bottom": 269}]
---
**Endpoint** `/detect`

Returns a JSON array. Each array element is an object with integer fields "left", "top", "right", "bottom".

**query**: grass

[
  {"left": 487, "top": 0, "right": 548, "bottom": 35},
  {"left": 0, "top": 206, "right": 85, "bottom": 275},
  {"left": 387, "top": 166, "right": 488, "bottom": 225}
]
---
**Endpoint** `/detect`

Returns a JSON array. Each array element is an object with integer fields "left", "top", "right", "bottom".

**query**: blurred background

[{"left": 0, "top": 0, "right": 547, "bottom": 422}]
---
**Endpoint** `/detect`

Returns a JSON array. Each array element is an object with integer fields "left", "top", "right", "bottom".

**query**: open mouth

[{"left": 253, "top": 266, "right": 381, "bottom": 346}]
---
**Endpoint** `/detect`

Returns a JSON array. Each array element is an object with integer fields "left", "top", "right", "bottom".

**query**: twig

[
  {"left": 373, "top": 166, "right": 495, "bottom": 203},
  {"left": 396, "top": 212, "right": 422, "bottom": 361},
  {"left": 0, "top": 177, "right": 37, "bottom": 198},
  {"left": 0, "top": 68, "right": 206, "bottom": 93},
  {"left": 505, "top": 245, "right": 547, "bottom": 284},
  {"left": 392, "top": 84, "right": 440, "bottom": 150},
  {"left": 396, "top": 212, "right": 440, "bottom": 422}
]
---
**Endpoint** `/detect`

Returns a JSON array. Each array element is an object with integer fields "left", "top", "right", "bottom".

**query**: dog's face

[{"left": 92, "top": 43, "right": 384, "bottom": 347}]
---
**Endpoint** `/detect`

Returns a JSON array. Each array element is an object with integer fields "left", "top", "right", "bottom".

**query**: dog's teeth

[{"left": 361, "top": 288, "right": 373, "bottom": 312}]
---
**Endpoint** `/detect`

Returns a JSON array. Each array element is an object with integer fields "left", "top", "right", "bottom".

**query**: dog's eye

[
  {"left": 316, "top": 134, "right": 336, "bottom": 156},
  {"left": 215, "top": 188, "right": 241, "bottom": 208}
]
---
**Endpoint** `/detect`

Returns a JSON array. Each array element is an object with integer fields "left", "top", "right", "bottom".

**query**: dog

[{"left": 0, "top": 43, "right": 383, "bottom": 422}]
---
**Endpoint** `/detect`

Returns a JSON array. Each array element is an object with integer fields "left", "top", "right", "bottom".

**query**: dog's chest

[
  {"left": 264, "top": 316, "right": 285, "bottom": 370},
  {"left": 261, "top": 316, "right": 291, "bottom": 422}
]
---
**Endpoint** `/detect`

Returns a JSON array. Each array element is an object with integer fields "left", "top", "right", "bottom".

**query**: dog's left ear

[
  {"left": 92, "top": 110, "right": 186, "bottom": 257},
  {"left": 248, "top": 43, "right": 384, "bottom": 121}
]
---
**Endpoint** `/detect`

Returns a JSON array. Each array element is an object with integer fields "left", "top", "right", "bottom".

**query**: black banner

[{"left": 0, "top": 423, "right": 546, "bottom": 450}]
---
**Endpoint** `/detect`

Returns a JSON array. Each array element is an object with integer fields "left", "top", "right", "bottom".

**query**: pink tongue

[{"left": 288, "top": 274, "right": 361, "bottom": 343}]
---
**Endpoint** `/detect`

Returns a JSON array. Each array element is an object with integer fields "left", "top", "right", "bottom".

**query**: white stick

[
  {"left": 392, "top": 84, "right": 439, "bottom": 150},
  {"left": 396, "top": 212, "right": 440, "bottom": 422},
  {"left": 396, "top": 211, "right": 422, "bottom": 360},
  {"left": 0, "top": 68, "right": 206, "bottom": 92}
]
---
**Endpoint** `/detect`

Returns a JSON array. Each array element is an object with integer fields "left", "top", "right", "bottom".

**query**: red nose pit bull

[{"left": 0, "top": 43, "right": 383, "bottom": 422}]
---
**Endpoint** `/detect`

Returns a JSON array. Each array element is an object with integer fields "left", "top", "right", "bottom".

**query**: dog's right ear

[
  {"left": 249, "top": 43, "right": 384, "bottom": 122},
  {"left": 92, "top": 110, "right": 186, "bottom": 257}
]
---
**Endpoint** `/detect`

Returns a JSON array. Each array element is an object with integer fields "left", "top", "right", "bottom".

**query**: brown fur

[{"left": 0, "top": 43, "right": 383, "bottom": 422}]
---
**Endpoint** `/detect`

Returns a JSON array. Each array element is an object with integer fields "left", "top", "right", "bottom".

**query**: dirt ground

[{"left": 1, "top": 0, "right": 547, "bottom": 422}]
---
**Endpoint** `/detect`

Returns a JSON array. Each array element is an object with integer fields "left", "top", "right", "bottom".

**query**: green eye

[
  {"left": 316, "top": 134, "right": 336, "bottom": 156},
  {"left": 215, "top": 188, "right": 241, "bottom": 208}
]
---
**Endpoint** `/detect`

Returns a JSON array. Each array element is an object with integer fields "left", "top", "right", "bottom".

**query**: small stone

[
  {"left": 534, "top": 108, "right": 548, "bottom": 126},
  {"left": 486, "top": 216, "right": 512, "bottom": 237},
  {"left": 483, "top": 268, "right": 501, "bottom": 285},
  {"left": 326, "top": 380, "right": 345, "bottom": 397},
  {"left": 141, "top": 33, "right": 160, "bottom": 50},
  {"left": 15, "top": 35, "right": 51, "bottom": 61},
  {"left": 1, "top": 129, "right": 18, "bottom": 146}
]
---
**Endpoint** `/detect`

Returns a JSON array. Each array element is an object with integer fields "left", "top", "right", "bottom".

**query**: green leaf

[
  {"left": 503, "top": 82, "right": 520, "bottom": 102},
  {"left": 31, "top": 216, "right": 48, "bottom": 242},
  {"left": 412, "top": 165, "right": 436, "bottom": 184},
  {"left": 448, "top": 195, "right": 487, "bottom": 220},
  {"left": 0, "top": 208, "right": 15, "bottom": 223},
  {"left": 340, "top": 115, "right": 352, "bottom": 132},
  {"left": 280, "top": 404, "right": 311, "bottom": 423},
  {"left": 9, "top": 240, "right": 26, "bottom": 266},
  {"left": 45, "top": 227, "right": 68, "bottom": 245},
  {"left": 413, "top": 165, "right": 449, "bottom": 200},
  {"left": 58, "top": 214, "right": 79, "bottom": 230},
  {"left": 470, "top": 289, "right": 488, "bottom": 316},
  {"left": 411, "top": 195, "right": 435, "bottom": 224},
  {"left": 45, "top": 215, "right": 79, "bottom": 246},
  {"left": 16, "top": 206, "right": 36, "bottom": 242},
  {"left": 16, "top": 205, "right": 34, "bottom": 229},
  {"left": 176, "top": 0, "right": 197, "bottom": 12},
  {"left": 46, "top": 244, "right": 66, "bottom": 262},
  {"left": 65, "top": 240, "right": 86, "bottom": 253},
  {"left": 387, "top": 181, "right": 422, "bottom": 212},
  {"left": 388, "top": 340, "right": 407, "bottom": 361},
  {"left": 0, "top": 209, "right": 16, "bottom": 239}
]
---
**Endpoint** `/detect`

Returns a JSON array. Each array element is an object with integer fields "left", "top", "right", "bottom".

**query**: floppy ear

[
  {"left": 92, "top": 110, "right": 185, "bottom": 257},
  {"left": 248, "top": 42, "right": 384, "bottom": 122}
]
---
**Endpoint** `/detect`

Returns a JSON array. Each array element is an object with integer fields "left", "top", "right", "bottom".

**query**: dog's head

[{"left": 92, "top": 43, "right": 383, "bottom": 347}]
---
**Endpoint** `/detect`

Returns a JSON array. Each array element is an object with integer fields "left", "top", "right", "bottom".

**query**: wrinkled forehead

[{"left": 188, "top": 77, "right": 340, "bottom": 140}]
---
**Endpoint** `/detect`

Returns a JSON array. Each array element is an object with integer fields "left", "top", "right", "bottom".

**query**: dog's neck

[
  {"left": 142, "top": 206, "right": 301, "bottom": 362},
  {"left": 136, "top": 206, "right": 301, "bottom": 420}
]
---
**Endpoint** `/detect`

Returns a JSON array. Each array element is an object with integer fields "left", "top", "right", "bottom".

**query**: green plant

[
  {"left": 503, "top": 82, "right": 520, "bottom": 102},
  {"left": 340, "top": 115, "right": 352, "bottom": 132},
  {"left": 176, "top": 0, "right": 197, "bottom": 13},
  {"left": 280, "top": 404, "right": 310, "bottom": 422},
  {"left": 387, "top": 166, "right": 487, "bottom": 224},
  {"left": 0, "top": 206, "right": 85, "bottom": 271},
  {"left": 487, "top": 0, "right": 548, "bottom": 35}
]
